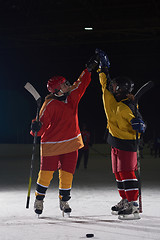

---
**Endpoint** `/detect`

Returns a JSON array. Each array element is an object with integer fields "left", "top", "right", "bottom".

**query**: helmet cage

[
  {"left": 110, "top": 77, "right": 134, "bottom": 94},
  {"left": 109, "top": 77, "right": 134, "bottom": 101}
]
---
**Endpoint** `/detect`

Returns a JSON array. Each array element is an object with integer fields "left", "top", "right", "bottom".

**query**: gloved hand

[
  {"left": 31, "top": 120, "right": 42, "bottom": 133},
  {"left": 95, "top": 48, "right": 110, "bottom": 69},
  {"left": 86, "top": 54, "right": 100, "bottom": 72},
  {"left": 131, "top": 118, "right": 146, "bottom": 133}
]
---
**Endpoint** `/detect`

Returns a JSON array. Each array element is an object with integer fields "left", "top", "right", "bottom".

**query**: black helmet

[{"left": 109, "top": 76, "right": 134, "bottom": 101}]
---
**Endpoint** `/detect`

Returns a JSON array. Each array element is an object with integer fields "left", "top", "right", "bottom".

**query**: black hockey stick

[
  {"left": 24, "top": 82, "right": 41, "bottom": 209},
  {"left": 134, "top": 81, "right": 154, "bottom": 102},
  {"left": 134, "top": 80, "right": 154, "bottom": 213}
]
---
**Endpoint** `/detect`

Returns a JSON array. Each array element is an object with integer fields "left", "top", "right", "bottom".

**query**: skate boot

[
  {"left": 111, "top": 199, "right": 128, "bottom": 215},
  {"left": 118, "top": 201, "right": 140, "bottom": 220},
  {"left": 59, "top": 199, "right": 72, "bottom": 217},
  {"left": 34, "top": 196, "right": 44, "bottom": 216}
]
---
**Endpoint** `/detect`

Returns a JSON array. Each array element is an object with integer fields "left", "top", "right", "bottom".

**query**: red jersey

[{"left": 32, "top": 69, "right": 91, "bottom": 157}]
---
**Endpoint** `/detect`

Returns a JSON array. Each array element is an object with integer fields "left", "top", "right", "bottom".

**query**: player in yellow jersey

[{"left": 96, "top": 49, "right": 146, "bottom": 220}]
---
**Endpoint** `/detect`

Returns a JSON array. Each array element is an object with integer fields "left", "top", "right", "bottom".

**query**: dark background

[{"left": 0, "top": 0, "right": 160, "bottom": 144}]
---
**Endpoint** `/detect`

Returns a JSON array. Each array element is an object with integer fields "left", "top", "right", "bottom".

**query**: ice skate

[
  {"left": 118, "top": 201, "right": 141, "bottom": 220},
  {"left": 111, "top": 199, "right": 128, "bottom": 215},
  {"left": 59, "top": 199, "right": 72, "bottom": 217},
  {"left": 34, "top": 198, "right": 44, "bottom": 216}
]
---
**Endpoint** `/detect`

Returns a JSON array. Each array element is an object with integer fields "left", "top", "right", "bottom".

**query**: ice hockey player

[
  {"left": 96, "top": 49, "right": 146, "bottom": 220},
  {"left": 30, "top": 55, "right": 99, "bottom": 217}
]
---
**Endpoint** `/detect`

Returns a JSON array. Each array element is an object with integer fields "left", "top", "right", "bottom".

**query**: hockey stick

[
  {"left": 134, "top": 81, "right": 154, "bottom": 102},
  {"left": 134, "top": 80, "right": 154, "bottom": 213},
  {"left": 24, "top": 82, "right": 41, "bottom": 209}
]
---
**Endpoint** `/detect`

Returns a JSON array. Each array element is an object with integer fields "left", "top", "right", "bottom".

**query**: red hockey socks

[{"left": 115, "top": 171, "right": 139, "bottom": 202}]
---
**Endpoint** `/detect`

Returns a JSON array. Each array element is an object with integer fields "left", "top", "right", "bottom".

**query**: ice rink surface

[
  {"left": 1, "top": 186, "right": 160, "bottom": 240},
  {"left": 0, "top": 145, "right": 160, "bottom": 240}
]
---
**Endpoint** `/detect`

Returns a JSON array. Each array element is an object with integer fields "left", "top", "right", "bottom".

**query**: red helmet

[{"left": 47, "top": 76, "right": 66, "bottom": 93}]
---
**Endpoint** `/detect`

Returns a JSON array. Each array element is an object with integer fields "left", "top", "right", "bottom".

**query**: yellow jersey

[{"left": 99, "top": 72, "right": 141, "bottom": 152}]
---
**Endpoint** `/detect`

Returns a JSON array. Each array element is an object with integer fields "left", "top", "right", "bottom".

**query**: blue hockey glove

[
  {"left": 131, "top": 118, "right": 146, "bottom": 133},
  {"left": 31, "top": 120, "right": 42, "bottom": 132},
  {"left": 95, "top": 48, "right": 110, "bottom": 69}
]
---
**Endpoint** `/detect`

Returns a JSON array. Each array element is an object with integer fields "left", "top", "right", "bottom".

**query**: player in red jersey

[{"left": 30, "top": 56, "right": 99, "bottom": 216}]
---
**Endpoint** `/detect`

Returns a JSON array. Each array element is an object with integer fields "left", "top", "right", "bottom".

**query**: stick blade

[
  {"left": 24, "top": 82, "right": 41, "bottom": 101},
  {"left": 134, "top": 81, "right": 154, "bottom": 102}
]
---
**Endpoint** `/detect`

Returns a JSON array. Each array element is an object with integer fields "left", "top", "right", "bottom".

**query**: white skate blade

[
  {"left": 118, "top": 213, "right": 141, "bottom": 220},
  {"left": 62, "top": 211, "right": 71, "bottom": 218},
  {"left": 111, "top": 211, "right": 118, "bottom": 215},
  {"left": 35, "top": 213, "right": 41, "bottom": 219}
]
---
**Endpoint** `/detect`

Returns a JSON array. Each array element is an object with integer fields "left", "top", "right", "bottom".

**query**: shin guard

[
  {"left": 59, "top": 170, "right": 73, "bottom": 201},
  {"left": 119, "top": 171, "right": 139, "bottom": 202},
  {"left": 35, "top": 170, "right": 54, "bottom": 198}
]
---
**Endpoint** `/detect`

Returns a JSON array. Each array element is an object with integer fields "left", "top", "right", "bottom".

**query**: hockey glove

[
  {"left": 131, "top": 118, "right": 146, "bottom": 133},
  {"left": 86, "top": 54, "right": 100, "bottom": 72},
  {"left": 31, "top": 120, "right": 42, "bottom": 133},
  {"left": 95, "top": 48, "right": 110, "bottom": 69}
]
